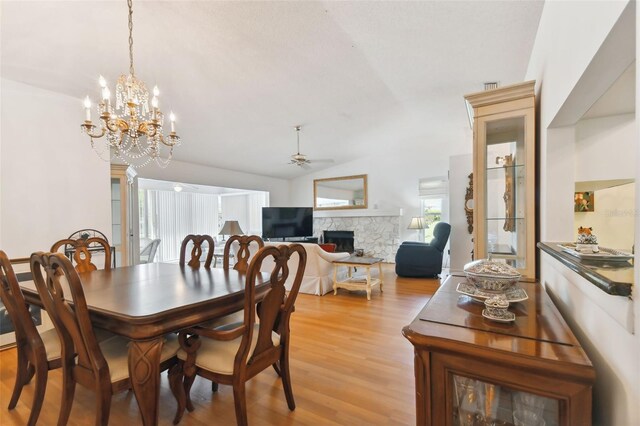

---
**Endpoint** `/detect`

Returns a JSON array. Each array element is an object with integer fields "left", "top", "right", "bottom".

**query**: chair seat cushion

[
  {"left": 40, "top": 328, "right": 61, "bottom": 362},
  {"left": 177, "top": 324, "right": 280, "bottom": 375},
  {"left": 101, "top": 333, "right": 180, "bottom": 383}
]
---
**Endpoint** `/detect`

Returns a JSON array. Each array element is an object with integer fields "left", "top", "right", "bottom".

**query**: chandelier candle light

[{"left": 81, "top": 0, "right": 180, "bottom": 168}]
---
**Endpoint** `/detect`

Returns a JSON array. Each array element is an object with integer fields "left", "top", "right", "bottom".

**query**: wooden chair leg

[
  {"left": 184, "top": 370, "right": 196, "bottom": 412},
  {"left": 57, "top": 367, "right": 76, "bottom": 426},
  {"left": 280, "top": 347, "right": 296, "bottom": 411},
  {"left": 95, "top": 391, "right": 112, "bottom": 426},
  {"left": 169, "top": 362, "right": 186, "bottom": 425},
  {"left": 232, "top": 381, "right": 248, "bottom": 426},
  {"left": 7, "top": 347, "right": 29, "bottom": 410},
  {"left": 211, "top": 381, "right": 219, "bottom": 392},
  {"left": 26, "top": 364, "right": 47, "bottom": 426}
]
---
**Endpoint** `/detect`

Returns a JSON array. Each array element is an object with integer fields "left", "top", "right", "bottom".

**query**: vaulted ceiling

[{"left": 1, "top": 1, "right": 544, "bottom": 178}]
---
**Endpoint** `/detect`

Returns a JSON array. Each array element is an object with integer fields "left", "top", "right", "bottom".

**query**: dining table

[{"left": 19, "top": 262, "right": 270, "bottom": 426}]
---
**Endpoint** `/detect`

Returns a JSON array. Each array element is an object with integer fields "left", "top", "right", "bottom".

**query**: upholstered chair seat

[
  {"left": 101, "top": 334, "right": 180, "bottom": 382},
  {"left": 177, "top": 324, "right": 279, "bottom": 375}
]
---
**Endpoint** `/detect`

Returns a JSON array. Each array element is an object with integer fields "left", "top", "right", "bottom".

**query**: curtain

[{"left": 144, "top": 190, "right": 219, "bottom": 262}]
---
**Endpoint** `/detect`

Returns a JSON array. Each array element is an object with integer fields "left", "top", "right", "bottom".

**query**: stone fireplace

[{"left": 314, "top": 213, "right": 400, "bottom": 262}]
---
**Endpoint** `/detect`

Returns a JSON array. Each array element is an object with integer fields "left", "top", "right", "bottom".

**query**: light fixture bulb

[
  {"left": 99, "top": 75, "right": 107, "bottom": 88},
  {"left": 102, "top": 87, "right": 111, "bottom": 100},
  {"left": 153, "top": 85, "right": 160, "bottom": 97},
  {"left": 151, "top": 96, "right": 159, "bottom": 108},
  {"left": 170, "top": 112, "right": 176, "bottom": 122},
  {"left": 174, "top": 184, "right": 183, "bottom": 192},
  {"left": 84, "top": 96, "right": 92, "bottom": 108}
]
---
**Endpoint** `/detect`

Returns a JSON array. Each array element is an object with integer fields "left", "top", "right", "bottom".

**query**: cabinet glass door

[
  {"left": 452, "top": 374, "right": 559, "bottom": 426},
  {"left": 483, "top": 116, "right": 527, "bottom": 269}
]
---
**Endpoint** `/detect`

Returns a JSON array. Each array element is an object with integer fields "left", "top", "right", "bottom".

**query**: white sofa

[{"left": 233, "top": 241, "right": 350, "bottom": 295}]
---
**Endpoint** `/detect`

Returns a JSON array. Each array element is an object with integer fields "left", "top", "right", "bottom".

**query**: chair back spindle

[
  {"left": 180, "top": 235, "right": 215, "bottom": 269},
  {"left": 51, "top": 237, "right": 111, "bottom": 273},
  {"left": 224, "top": 235, "right": 264, "bottom": 272}
]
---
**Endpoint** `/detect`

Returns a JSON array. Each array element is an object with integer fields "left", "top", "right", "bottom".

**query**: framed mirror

[{"left": 314, "top": 174, "right": 368, "bottom": 211}]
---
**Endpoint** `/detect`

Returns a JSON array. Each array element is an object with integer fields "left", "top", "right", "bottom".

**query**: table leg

[
  {"left": 378, "top": 262, "right": 384, "bottom": 292},
  {"left": 333, "top": 264, "right": 338, "bottom": 295},
  {"left": 366, "top": 266, "right": 372, "bottom": 301},
  {"left": 128, "top": 338, "right": 164, "bottom": 426}
]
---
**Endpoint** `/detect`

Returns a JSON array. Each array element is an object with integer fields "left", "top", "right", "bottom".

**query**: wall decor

[{"left": 574, "top": 191, "right": 595, "bottom": 212}]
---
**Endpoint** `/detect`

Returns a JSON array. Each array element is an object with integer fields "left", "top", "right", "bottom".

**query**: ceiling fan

[{"left": 289, "top": 126, "right": 333, "bottom": 168}]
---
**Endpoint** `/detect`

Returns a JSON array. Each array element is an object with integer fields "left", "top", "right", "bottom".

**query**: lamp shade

[
  {"left": 407, "top": 217, "right": 426, "bottom": 230},
  {"left": 219, "top": 220, "right": 244, "bottom": 236}
]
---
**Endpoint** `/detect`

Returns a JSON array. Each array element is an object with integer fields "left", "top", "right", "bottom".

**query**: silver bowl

[{"left": 464, "top": 259, "right": 521, "bottom": 292}]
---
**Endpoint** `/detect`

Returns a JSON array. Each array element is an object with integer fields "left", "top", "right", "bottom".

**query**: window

[{"left": 138, "top": 179, "right": 269, "bottom": 263}]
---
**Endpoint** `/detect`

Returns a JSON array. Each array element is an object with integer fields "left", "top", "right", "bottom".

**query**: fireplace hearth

[{"left": 323, "top": 230, "right": 355, "bottom": 253}]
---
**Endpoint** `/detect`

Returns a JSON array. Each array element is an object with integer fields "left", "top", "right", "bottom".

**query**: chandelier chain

[{"left": 128, "top": 0, "right": 135, "bottom": 76}]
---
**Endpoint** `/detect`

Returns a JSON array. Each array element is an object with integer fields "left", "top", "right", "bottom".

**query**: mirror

[{"left": 314, "top": 174, "right": 368, "bottom": 211}]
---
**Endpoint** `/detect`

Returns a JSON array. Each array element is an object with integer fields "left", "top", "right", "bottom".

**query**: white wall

[
  {"left": 288, "top": 127, "right": 471, "bottom": 243},
  {"left": 526, "top": 1, "right": 639, "bottom": 424},
  {"left": 0, "top": 79, "right": 112, "bottom": 256},
  {"left": 136, "top": 159, "right": 290, "bottom": 208},
  {"left": 448, "top": 153, "right": 473, "bottom": 272},
  {"left": 574, "top": 183, "right": 635, "bottom": 251},
  {"left": 575, "top": 114, "right": 636, "bottom": 182}
]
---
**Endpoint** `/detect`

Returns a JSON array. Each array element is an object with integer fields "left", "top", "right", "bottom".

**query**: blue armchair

[{"left": 395, "top": 222, "right": 451, "bottom": 278}]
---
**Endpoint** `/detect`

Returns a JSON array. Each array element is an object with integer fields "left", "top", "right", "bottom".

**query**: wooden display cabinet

[
  {"left": 402, "top": 276, "right": 594, "bottom": 426},
  {"left": 465, "top": 81, "right": 536, "bottom": 280}
]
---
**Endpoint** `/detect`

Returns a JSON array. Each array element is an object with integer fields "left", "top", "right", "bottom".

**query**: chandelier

[{"left": 81, "top": 0, "right": 180, "bottom": 168}]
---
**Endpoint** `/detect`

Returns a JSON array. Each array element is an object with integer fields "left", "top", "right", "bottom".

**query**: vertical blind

[
  {"left": 140, "top": 189, "right": 269, "bottom": 263},
  {"left": 143, "top": 190, "right": 219, "bottom": 262}
]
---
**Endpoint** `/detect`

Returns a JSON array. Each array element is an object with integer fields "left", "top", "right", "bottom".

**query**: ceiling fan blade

[
  {"left": 301, "top": 163, "right": 311, "bottom": 170},
  {"left": 307, "top": 158, "right": 335, "bottom": 164}
]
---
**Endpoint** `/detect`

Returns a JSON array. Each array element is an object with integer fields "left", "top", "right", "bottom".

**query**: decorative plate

[
  {"left": 559, "top": 244, "right": 633, "bottom": 262},
  {"left": 482, "top": 309, "right": 516, "bottom": 323},
  {"left": 456, "top": 282, "right": 529, "bottom": 303}
]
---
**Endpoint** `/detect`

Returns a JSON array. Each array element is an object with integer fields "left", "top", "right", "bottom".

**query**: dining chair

[
  {"left": 180, "top": 234, "right": 214, "bottom": 269},
  {"left": 139, "top": 238, "right": 161, "bottom": 263},
  {"left": 0, "top": 251, "right": 62, "bottom": 426},
  {"left": 169, "top": 243, "right": 307, "bottom": 426},
  {"left": 223, "top": 235, "right": 264, "bottom": 273},
  {"left": 51, "top": 236, "right": 112, "bottom": 273},
  {"left": 30, "top": 252, "right": 179, "bottom": 426}
]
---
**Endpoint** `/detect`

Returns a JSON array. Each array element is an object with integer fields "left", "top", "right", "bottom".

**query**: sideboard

[{"left": 402, "top": 275, "right": 595, "bottom": 426}]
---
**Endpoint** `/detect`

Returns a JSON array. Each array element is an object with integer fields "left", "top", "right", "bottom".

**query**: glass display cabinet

[
  {"left": 465, "top": 81, "right": 536, "bottom": 280},
  {"left": 402, "top": 276, "right": 595, "bottom": 426}
]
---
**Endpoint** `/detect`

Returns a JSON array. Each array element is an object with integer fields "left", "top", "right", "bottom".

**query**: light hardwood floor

[{"left": 0, "top": 265, "right": 441, "bottom": 425}]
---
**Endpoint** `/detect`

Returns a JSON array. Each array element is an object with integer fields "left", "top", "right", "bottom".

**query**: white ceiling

[
  {"left": 1, "top": 1, "right": 544, "bottom": 179},
  {"left": 582, "top": 62, "right": 635, "bottom": 120}
]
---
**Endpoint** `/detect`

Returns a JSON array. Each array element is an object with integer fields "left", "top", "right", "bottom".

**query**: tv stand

[{"left": 277, "top": 237, "right": 318, "bottom": 244}]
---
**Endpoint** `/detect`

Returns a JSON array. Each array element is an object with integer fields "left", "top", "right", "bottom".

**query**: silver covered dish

[{"left": 463, "top": 259, "right": 521, "bottom": 292}]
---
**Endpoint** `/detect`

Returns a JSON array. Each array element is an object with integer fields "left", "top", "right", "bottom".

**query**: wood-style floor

[{"left": 0, "top": 265, "right": 441, "bottom": 425}]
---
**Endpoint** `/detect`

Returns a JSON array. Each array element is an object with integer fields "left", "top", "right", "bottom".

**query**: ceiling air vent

[{"left": 484, "top": 82, "right": 499, "bottom": 90}]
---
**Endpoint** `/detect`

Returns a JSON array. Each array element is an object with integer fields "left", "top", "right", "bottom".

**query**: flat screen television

[{"left": 262, "top": 207, "right": 313, "bottom": 239}]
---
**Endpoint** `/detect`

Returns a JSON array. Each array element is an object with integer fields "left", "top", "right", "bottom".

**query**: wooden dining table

[{"left": 19, "top": 262, "right": 270, "bottom": 426}]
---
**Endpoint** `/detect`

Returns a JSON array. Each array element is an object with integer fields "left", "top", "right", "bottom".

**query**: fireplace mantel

[{"left": 313, "top": 209, "right": 402, "bottom": 218}]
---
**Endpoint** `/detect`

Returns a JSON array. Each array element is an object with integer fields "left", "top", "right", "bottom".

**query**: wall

[
  {"left": 574, "top": 183, "right": 635, "bottom": 251},
  {"left": 574, "top": 114, "right": 635, "bottom": 182},
  {"left": 526, "top": 1, "right": 639, "bottom": 424},
  {"left": 288, "top": 134, "right": 467, "bottom": 244},
  {"left": 136, "top": 159, "right": 290, "bottom": 208},
  {"left": 0, "top": 79, "right": 112, "bottom": 256},
  {"left": 448, "top": 154, "right": 473, "bottom": 272}
]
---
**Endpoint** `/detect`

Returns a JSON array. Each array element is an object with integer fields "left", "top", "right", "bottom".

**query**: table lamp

[
  {"left": 408, "top": 217, "right": 426, "bottom": 240},
  {"left": 219, "top": 220, "right": 244, "bottom": 241}
]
